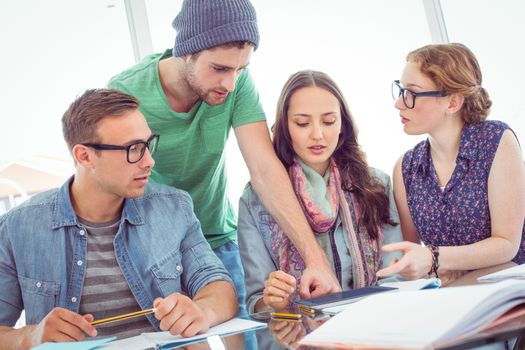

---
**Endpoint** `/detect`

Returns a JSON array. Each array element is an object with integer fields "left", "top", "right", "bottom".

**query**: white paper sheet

[
  {"left": 142, "top": 318, "right": 265, "bottom": 345},
  {"left": 102, "top": 318, "right": 266, "bottom": 350}
]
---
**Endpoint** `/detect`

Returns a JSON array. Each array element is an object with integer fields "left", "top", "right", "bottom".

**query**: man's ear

[
  {"left": 447, "top": 93, "right": 465, "bottom": 114},
  {"left": 72, "top": 144, "right": 94, "bottom": 168}
]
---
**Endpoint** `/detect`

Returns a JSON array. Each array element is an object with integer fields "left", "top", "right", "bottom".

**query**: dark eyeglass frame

[
  {"left": 82, "top": 134, "right": 160, "bottom": 164},
  {"left": 392, "top": 80, "right": 448, "bottom": 109}
]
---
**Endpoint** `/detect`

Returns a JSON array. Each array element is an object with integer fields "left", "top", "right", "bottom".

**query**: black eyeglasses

[
  {"left": 392, "top": 80, "right": 447, "bottom": 109},
  {"left": 82, "top": 134, "right": 160, "bottom": 164}
]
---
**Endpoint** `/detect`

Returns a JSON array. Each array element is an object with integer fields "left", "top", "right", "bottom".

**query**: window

[
  {"left": 441, "top": 0, "right": 525, "bottom": 140},
  {"left": 0, "top": 0, "right": 135, "bottom": 163},
  {"left": 5, "top": 1, "right": 521, "bottom": 213}
]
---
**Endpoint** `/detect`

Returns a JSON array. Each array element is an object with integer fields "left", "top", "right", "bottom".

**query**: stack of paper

[{"left": 300, "top": 280, "right": 525, "bottom": 349}]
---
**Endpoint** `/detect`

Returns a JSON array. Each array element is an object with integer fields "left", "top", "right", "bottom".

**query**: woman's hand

[
  {"left": 263, "top": 270, "right": 297, "bottom": 310},
  {"left": 376, "top": 242, "right": 434, "bottom": 280},
  {"left": 269, "top": 319, "right": 306, "bottom": 349}
]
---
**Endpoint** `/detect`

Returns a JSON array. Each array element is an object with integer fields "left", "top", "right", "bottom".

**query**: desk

[
  {"left": 116, "top": 314, "right": 523, "bottom": 350},
  {"left": 103, "top": 264, "right": 524, "bottom": 349},
  {"left": 255, "top": 263, "right": 523, "bottom": 349}
]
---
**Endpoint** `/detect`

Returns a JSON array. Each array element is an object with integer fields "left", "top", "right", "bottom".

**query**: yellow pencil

[
  {"left": 90, "top": 308, "right": 156, "bottom": 326},
  {"left": 270, "top": 312, "right": 302, "bottom": 320}
]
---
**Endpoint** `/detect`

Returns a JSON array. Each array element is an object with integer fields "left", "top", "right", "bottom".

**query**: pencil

[
  {"left": 90, "top": 308, "right": 156, "bottom": 326},
  {"left": 270, "top": 312, "right": 302, "bottom": 320}
]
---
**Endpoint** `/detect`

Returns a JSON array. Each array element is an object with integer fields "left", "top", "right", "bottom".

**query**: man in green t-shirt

[{"left": 108, "top": 0, "right": 340, "bottom": 317}]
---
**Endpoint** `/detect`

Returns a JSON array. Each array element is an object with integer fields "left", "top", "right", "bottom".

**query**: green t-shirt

[{"left": 108, "top": 49, "right": 266, "bottom": 249}]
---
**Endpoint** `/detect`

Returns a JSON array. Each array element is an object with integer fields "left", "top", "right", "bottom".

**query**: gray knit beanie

[{"left": 172, "top": 0, "right": 259, "bottom": 57}]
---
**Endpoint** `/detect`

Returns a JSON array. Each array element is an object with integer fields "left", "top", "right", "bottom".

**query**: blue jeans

[
  {"left": 213, "top": 240, "right": 248, "bottom": 319},
  {"left": 214, "top": 241, "right": 257, "bottom": 349}
]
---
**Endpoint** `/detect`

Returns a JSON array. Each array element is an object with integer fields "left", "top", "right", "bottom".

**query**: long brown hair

[
  {"left": 407, "top": 43, "right": 492, "bottom": 124},
  {"left": 273, "top": 70, "right": 396, "bottom": 239}
]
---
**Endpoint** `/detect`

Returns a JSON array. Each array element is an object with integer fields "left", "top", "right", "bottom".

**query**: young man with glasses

[
  {"left": 108, "top": 0, "right": 340, "bottom": 317},
  {"left": 0, "top": 89, "right": 237, "bottom": 348}
]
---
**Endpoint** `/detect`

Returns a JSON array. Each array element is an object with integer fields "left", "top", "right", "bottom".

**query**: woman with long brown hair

[{"left": 238, "top": 70, "right": 402, "bottom": 313}]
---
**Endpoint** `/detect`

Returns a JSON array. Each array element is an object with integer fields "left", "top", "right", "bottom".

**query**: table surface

[
  {"left": 104, "top": 263, "right": 525, "bottom": 349},
  {"left": 140, "top": 314, "right": 525, "bottom": 350}
]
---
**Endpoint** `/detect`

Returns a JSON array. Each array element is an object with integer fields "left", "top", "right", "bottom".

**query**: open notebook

[{"left": 300, "top": 279, "right": 525, "bottom": 349}]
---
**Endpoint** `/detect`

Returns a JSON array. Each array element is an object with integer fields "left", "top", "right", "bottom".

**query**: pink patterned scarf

[{"left": 270, "top": 158, "right": 382, "bottom": 302}]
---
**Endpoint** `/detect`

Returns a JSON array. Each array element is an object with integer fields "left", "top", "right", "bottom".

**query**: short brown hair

[
  {"left": 61, "top": 89, "right": 139, "bottom": 151},
  {"left": 407, "top": 43, "right": 492, "bottom": 124}
]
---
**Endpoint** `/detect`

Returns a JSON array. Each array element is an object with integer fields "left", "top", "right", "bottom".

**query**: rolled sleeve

[{"left": 179, "top": 197, "right": 233, "bottom": 298}]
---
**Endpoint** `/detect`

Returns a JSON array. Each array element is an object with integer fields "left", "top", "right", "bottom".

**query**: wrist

[
  {"left": 20, "top": 335, "right": 32, "bottom": 350},
  {"left": 426, "top": 245, "right": 440, "bottom": 278},
  {"left": 197, "top": 303, "right": 216, "bottom": 327},
  {"left": 255, "top": 298, "right": 271, "bottom": 313},
  {"left": 300, "top": 239, "right": 330, "bottom": 267},
  {"left": 3, "top": 325, "right": 35, "bottom": 350},
  {"left": 304, "top": 249, "right": 330, "bottom": 267}
]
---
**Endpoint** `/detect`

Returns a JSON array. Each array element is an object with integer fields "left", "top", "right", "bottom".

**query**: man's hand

[
  {"left": 299, "top": 263, "right": 341, "bottom": 299},
  {"left": 263, "top": 270, "right": 297, "bottom": 310},
  {"left": 376, "top": 242, "right": 433, "bottom": 280},
  {"left": 154, "top": 293, "right": 211, "bottom": 337},
  {"left": 24, "top": 307, "right": 96, "bottom": 347}
]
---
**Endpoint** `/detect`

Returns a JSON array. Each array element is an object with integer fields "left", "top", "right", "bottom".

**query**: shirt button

[
  {"left": 77, "top": 260, "right": 83, "bottom": 266},
  {"left": 79, "top": 230, "right": 85, "bottom": 236},
  {"left": 36, "top": 282, "right": 42, "bottom": 288},
  {"left": 71, "top": 297, "right": 77, "bottom": 303},
  {"left": 176, "top": 265, "right": 182, "bottom": 271}
]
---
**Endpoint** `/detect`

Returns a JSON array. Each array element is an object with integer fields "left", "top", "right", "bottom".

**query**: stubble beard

[{"left": 184, "top": 63, "right": 225, "bottom": 106}]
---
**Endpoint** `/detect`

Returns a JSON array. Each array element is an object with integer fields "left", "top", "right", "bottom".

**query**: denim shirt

[
  {"left": 238, "top": 168, "right": 403, "bottom": 313},
  {"left": 0, "top": 178, "right": 232, "bottom": 329}
]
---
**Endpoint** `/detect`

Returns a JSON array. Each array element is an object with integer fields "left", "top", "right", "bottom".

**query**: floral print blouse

[{"left": 402, "top": 120, "right": 524, "bottom": 264}]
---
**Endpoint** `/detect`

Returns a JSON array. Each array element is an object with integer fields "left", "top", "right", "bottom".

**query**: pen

[
  {"left": 90, "top": 308, "right": 156, "bottom": 326},
  {"left": 270, "top": 312, "right": 302, "bottom": 320}
]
